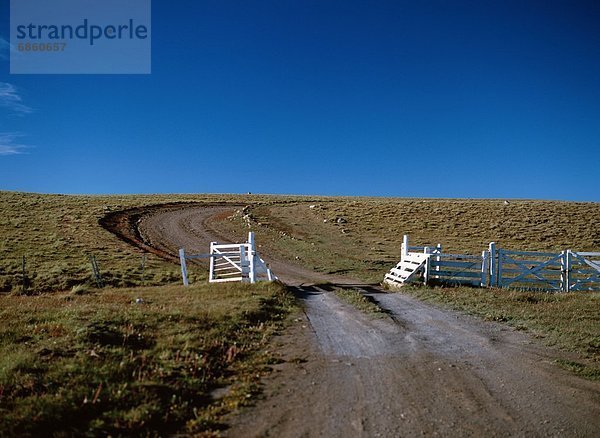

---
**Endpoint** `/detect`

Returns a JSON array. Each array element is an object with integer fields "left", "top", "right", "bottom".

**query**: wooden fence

[
  {"left": 179, "top": 232, "right": 276, "bottom": 285},
  {"left": 385, "top": 235, "right": 600, "bottom": 292}
]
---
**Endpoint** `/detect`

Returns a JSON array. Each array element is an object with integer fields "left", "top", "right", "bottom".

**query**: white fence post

[
  {"left": 240, "top": 245, "right": 250, "bottom": 283},
  {"left": 402, "top": 235, "right": 409, "bottom": 260},
  {"left": 565, "top": 250, "right": 571, "bottom": 292},
  {"left": 561, "top": 250, "right": 571, "bottom": 292},
  {"left": 488, "top": 242, "right": 496, "bottom": 287},
  {"left": 209, "top": 242, "right": 216, "bottom": 282},
  {"left": 179, "top": 248, "right": 189, "bottom": 286},
  {"left": 423, "top": 246, "right": 431, "bottom": 285},
  {"left": 481, "top": 250, "right": 489, "bottom": 287},
  {"left": 565, "top": 249, "right": 573, "bottom": 292},
  {"left": 248, "top": 232, "right": 257, "bottom": 283}
]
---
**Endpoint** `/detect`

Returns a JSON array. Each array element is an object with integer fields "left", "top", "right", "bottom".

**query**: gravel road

[{"left": 130, "top": 205, "right": 600, "bottom": 437}]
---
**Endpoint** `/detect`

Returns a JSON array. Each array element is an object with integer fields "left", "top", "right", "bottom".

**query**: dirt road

[{"left": 131, "top": 205, "right": 600, "bottom": 436}]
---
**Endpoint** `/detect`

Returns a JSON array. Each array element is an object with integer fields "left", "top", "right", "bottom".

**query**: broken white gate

[{"left": 179, "top": 232, "right": 276, "bottom": 285}]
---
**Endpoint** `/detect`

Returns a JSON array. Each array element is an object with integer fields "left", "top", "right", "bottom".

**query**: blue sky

[{"left": 1, "top": 0, "right": 599, "bottom": 200}]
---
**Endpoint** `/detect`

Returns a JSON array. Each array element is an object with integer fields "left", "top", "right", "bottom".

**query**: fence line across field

[
  {"left": 385, "top": 235, "right": 600, "bottom": 292},
  {"left": 179, "top": 232, "right": 276, "bottom": 285}
]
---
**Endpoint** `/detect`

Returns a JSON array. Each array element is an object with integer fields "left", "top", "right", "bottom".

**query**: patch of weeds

[
  {"left": 555, "top": 359, "right": 600, "bottom": 381},
  {"left": 334, "top": 288, "right": 385, "bottom": 317},
  {"left": 71, "top": 284, "right": 91, "bottom": 295},
  {"left": 0, "top": 281, "right": 295, "bottom": 436}
]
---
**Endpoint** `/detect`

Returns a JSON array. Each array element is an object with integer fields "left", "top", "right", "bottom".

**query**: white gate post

[
  {"left": 566, "top": 250, "right": 571, "bottom": 292},
  {"left": 209, "top": 242, "right": 216, "bottom": 282},
  {"left": 248, "top": 232, "right": 257, "bottom": 283},
  {"left": 488, "top": 242, "right": 496, "bottom": 287},
  {"left": 240, "top": 245, "right": 250, "bottom": 283},
  {"left": 561, "top": 250, "right": 571, "bottom": 292},
  {"left": 481, "top": 250, "right": 489, "bottom": 287},
  {"left": 179, "top": 248, "right": 189, "bottom": 286},
  {"left": 435, "top": 243, "right": 442, "bottom": 275},
  {"left": 402, "top": 235, "right": 409, "bottom": 260},
  {"left": 423, "top": 247, "right": 431, "bottom": 285}
]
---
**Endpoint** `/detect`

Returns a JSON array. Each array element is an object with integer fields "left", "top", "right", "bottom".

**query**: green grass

[
  {"left": 0, "top": 192, "right": 193, "bottom": 292},
  {"left": 334, "top": 288, "right": 386, "bottom": 317},
  {"left": 0, "top": 281, "right": 293, "bottom": 435}
]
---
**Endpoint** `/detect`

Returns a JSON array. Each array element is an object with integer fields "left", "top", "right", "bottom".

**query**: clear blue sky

[{"left": 1, "top": 0, "right": 599, "bottom": 200}]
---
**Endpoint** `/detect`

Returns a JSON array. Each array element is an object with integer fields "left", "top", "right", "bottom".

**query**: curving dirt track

[{"left": 112, "top": 204, "right": 600, "bottom": 437}]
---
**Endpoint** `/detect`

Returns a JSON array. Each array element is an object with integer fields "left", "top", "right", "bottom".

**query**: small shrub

[{"left": 71, "top": 284, "right": 91, "bottom": 295}]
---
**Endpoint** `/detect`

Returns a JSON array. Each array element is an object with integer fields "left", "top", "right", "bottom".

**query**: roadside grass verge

[
  {"left": 0, "top": 281, "right": 294, "bottom": 436},
  {"left": 333, "top": 288, "right": 386, "bottom": 317},
  {"left": 399, "top": 285, "right": 600, "bottom": 380}
]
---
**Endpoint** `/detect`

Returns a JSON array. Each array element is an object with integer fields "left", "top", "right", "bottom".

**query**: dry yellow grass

[
  {"left": 0, "top": 192, "right": 295, "bottom": 292},
  {"left": 218, "top": 198, "right": 600, "bottom": 283}
]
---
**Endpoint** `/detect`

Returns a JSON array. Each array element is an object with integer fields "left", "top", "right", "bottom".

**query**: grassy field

[
  {"left": 0, "top": 191, "right": 193, "bottom": 292},
  {"left": 0, "top": 190, "right": 598, "bottom": 431},
  {"left": 0, "top": 191, "right": 298, "bottom": 434},
  {"left": 3, "top": 192, "right": 597, "bottom": 292},
  {"left": 0, "top": 281, "right": 292, "bottom": 435},
  {"left": 0, "top": 191, "right": 300, "bottom": 293}
]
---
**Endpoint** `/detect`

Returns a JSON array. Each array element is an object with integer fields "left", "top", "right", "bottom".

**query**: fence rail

[{"left": 384, "top": 235, "right": 600, "bottom": 292}]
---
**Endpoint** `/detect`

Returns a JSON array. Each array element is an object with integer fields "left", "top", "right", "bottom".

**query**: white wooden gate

[
  {"left": 179, "top": 232, "right": 276, "bottom": 285},
  {"left": 384, "top": 235, "right": 600, "bottom": 292},
  {"left": 562, "top": 251, "right": 600, "bottom": 291},
  {"left": 431, "top": 252, "right": 488, "bottom": 287},
  {"left": 493, "top": 249, "right": 600, "bottom": 292},
  {"left": 493, "top": 249, "right": 564, "bottom": 291}
]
